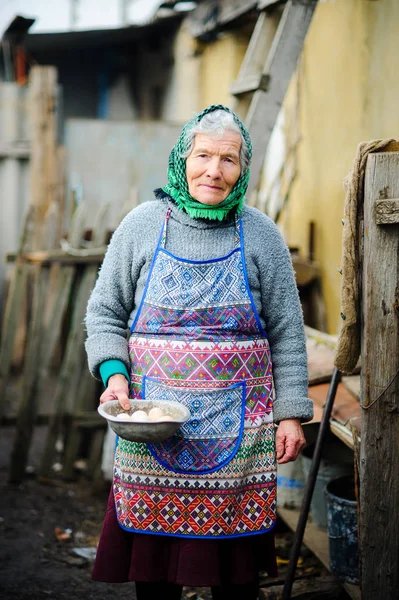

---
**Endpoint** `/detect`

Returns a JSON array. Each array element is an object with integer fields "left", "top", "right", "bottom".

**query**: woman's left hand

[{"left": 275, "top": 418, "right": 306, "bottom": 464}]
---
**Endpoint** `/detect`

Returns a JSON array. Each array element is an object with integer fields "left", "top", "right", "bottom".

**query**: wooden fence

[{"left": 0, "top": 66, "right": 132, "bottom": 484}]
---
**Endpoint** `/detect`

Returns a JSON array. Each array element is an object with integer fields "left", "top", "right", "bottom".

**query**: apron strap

[
  {"left": 160, "top": 207, "right": 172, "bottom": 249},
  {"left": 161, "top": 208, "right": 242, "bottom": 251},
  {"left": 234, "top": 215, "right": 241, "bottom": 249}
]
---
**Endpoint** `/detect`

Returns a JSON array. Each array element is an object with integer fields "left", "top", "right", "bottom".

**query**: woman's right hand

[{"left": 100, "top": 374, "right": 130, "bottom": 410}]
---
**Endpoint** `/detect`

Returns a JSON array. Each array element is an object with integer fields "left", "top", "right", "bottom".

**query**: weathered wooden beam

[
  {"left": 8, "top": 264, "right": 47, "bottom": 482},
  {"left": 0, "top": 141, "right": 31, "bottom": 159},
  {"left": 231, "top": 72, "right": 270, "bottom": 96},
  {"left": 6, "top": 247, "right": 107, "bottom": 265},
  {"left": 246, "top": 0, "right": 318, "bottom": 197},
  {"left": 291, "top": 256, "right": 320, "bottom": 287},
  {"left": 189, "top": 0, "right": 258, "bottom": 36},
  {"left": 374, "top": 198, "right": 399, "bottom": 224},
  {"left": 257, "top": 0, "right": 282, "bottom": 9},
  {"left": 29, "top": 66, "right": 58, "bottom": 250},
  {"left": 0, "top": 206, "right": 35, "bottom": 424},
  {"left": 231, "top": 10, "right": 281, "bottom": 121},
  {"left": 360, "top": 152, "right": 399, "bottom": 598}
]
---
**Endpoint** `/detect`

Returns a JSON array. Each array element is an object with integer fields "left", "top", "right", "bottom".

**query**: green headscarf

[{"left": 160, "top": 104, "right": 252, "bottom": 221}]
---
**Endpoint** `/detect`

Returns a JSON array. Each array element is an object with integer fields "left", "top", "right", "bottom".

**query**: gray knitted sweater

[{"left": 85, "top": 198, "right": 313, "bottom": 423}]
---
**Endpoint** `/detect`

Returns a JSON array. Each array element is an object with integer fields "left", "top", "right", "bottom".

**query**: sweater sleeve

[
  {"left": 99, "top": 360, "right": 130, "bottom": 387},
  {"left": 85, "top": 213, "right": 136, "bottom": 380},
  {"left": 255, "top": 215, "right": 313, "bottom": 423}
]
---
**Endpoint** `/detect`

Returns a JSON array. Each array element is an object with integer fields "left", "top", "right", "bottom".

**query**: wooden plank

[
  {"left": 231, "top": 10, "right": 281, "bottom": 120},
  {"left": 6, "top": 247, "right": 107, "bottom": 265},
  {"left": 35, "top": 201, "right": 87, "bottom": 401},
  {"left": 292, "top": 256, "right": 320, "bottom": 286},
  {"left": 0, "top": 206, "right": 36, "bottom": 423},
  {"left": 38, "top": 267, "right": 98, "bottom": 477},
  {"left": 329, "top": 420, "right": 355, "bottom": 451},
  {"left": 0, "top": 141, "right": 30, "bottom": 159},
  {"left": 8, "top": 265, "right": 47, "bottom": 482},
  {"left": 62, "top": 371, "right": 98, "bottom": 479},
  {"left": 341, "top": 375, "right": 361, "bottom": 400},
  {"left": 245, "top": 0, "right": 318, "bottom": 197},
  {"left": 257, "top": 0, "right": 282, "bottom": 9},
  {"left": 231, "top": 72, "right": 270, "bottom": 96},
  {"left": 0, "top": 264, "right": 28, "bottom": 423},
  {"left": 279, "top": 506, "right": 330, "bottom": 569},
  {"left": 374, "top": 197, "right": 399, "bottom": 224},
  {"left": 61, "top": 204, "right": 110, "bottom": 477},
  {"left": 278, "top": 507, "right": 361, "bottom": 600},
  {"left": 308, "top": 383, "right": 360, "bottom": 427},
  {"left": 360, "top": 152, "right": 399, "bottom": 598},
  {"left": 189, "top": 0, "right": 258, "bottom": 36},
  {"left": 39, "top": 204, "right": 109, "bottom": 478},
  {"left": 29, "top": 66, "right": 58, "bottom": 250},
  {"left": 305, "top": 326, "right": 338, "bottom": 349}
]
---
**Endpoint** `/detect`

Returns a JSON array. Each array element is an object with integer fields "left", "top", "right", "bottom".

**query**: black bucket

[{"left": 326, "top": 475, "right": 359, "bottom": 584}]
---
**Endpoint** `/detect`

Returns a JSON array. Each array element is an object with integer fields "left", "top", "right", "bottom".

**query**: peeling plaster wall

[
  {"left": 162, "top": 22, "right": 202, "bottom": 124},
  {"left": 278, "top": 0, "right": 399, "bottom": 333},
  {"left": 198, "top": 31, "right": 250, "bottom": 110}
]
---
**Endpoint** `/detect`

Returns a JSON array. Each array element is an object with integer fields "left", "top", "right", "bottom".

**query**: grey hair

[{"left": 181, "top": 110, "right": 250, "bottom": 173}]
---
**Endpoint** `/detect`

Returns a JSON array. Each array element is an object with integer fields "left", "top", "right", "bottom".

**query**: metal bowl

[{"left": 98, "top": 399, "right": 190, "bottom": 443}]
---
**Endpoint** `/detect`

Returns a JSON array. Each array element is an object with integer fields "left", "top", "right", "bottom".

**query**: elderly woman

[{"left": 85, "top": 104, "right": 313, "bottom": 600}]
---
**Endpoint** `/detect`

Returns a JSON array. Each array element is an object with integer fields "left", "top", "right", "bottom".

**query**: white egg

[
  {"left": 130, "top": 410, "right": 149, "bottom": 422},
  {"left": 160, "top": 415, "right": 174, "bottom": 422},
  {"left": 116, "top": 413, "right": 130, "bottom": 420},
  {"left": 148, "top": 407, "right": 165, "bottom": 421}
]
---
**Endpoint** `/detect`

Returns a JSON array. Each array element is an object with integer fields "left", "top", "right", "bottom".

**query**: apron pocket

[{"left": 143, "top": 376, "right": 246, "bottom": 474}]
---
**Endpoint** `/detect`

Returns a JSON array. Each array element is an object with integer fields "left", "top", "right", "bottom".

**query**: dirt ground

[{"left": 0, "top": 425, "right": 349, "bottom": 600}]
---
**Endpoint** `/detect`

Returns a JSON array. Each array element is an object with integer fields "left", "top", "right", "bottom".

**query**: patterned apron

[{"left": 113, "top": 209, "right": 277, "bottom": 538}]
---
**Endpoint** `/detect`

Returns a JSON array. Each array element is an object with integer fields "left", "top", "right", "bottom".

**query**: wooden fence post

[
  {"left": 360, "top": 151, "right": 399, "bottom": 598},
  {"left": 29, "top": 65, "right": 58, "bottom": 250}
]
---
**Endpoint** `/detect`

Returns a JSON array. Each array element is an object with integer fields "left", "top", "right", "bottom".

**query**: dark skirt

[{"left": 92, "top": 488, "right": 278, "bottom": 587}]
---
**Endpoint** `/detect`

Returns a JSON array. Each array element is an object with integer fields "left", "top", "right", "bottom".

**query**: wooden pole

[
  {"left": 29, "top": 66, "right": 58, "bottom": 250},
  {"left": 360, "top": 151, "right": 399, "bottom": 598}
]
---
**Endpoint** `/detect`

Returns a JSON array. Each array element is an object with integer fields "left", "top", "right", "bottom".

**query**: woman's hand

[
  {"left": 276, "top": 418, "right": 306, "bottom": 464},
  {"left": 100, "top": 374, "right": 130, "bottom": 410}
]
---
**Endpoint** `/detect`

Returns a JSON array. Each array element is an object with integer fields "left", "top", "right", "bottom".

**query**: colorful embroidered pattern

[
  {"left": 149, "top": 436, "right": 239, "bottom": 473},
  {"left": 116, "top": 424, "right": 275, "bottom": 483},
  {"left": 145, "top": 378, "right": 244, "bottom": 439},
  {"left": 114, "top": 212, "right": 276, "bottom": 538},
  {"left": 114, "top": 426, "right": 276, "bottom": 537},
  {"left": 135, "top": 303, "right": 259, "bottom": 339},
  {"left": 128, "top": 337, "right": 272, "bottom": 381},
  {"left": 145, "top": 249, "right": 246, "bottom": 309},
  {"left": 114, "top": 483, "right": 276, "bottom": 537}
]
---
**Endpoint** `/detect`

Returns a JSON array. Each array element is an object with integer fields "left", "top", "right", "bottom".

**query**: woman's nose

[{"left": 205, "top": 157, "right": 222, "bottom": 179}]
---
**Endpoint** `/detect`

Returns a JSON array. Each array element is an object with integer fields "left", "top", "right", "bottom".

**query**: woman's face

[{"left": 186, "top": 132, "right": 242, "bottom": 205}]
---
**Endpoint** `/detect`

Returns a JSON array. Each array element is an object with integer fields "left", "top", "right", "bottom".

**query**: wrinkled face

[{"left": 186, "top": 132, "right": 242, "bottom": 205}]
